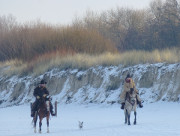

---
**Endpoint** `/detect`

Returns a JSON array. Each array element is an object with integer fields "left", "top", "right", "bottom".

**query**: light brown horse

[
  {"left": 124, "top": 88, "right": 137, "bottom": 125},
  {"left": 31, "top": 97, "right": 57, "bottom": 133}
]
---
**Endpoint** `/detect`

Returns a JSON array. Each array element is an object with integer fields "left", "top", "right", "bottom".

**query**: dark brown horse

[{"left": 31, "top": 97, "right": 57, "bottom": 133}]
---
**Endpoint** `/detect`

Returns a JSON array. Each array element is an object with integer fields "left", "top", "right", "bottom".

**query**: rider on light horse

[
  {"left": 120, "top": 73, "right": 143, "bottom": 109},
  {"left": 31, "top": 79, "right": 56, "bottom": 117}
]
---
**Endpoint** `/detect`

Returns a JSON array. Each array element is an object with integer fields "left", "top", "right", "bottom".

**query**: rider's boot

[
  {"left": 121, "top": 103, "right": 125, "bottom": 109},
  {"left": 31, "top": 111, "right": 35, "bottom": 117},
  {"left": 138, "top": 101, "right": 143, "bottom": 108},
  {"left": 136, "top": 96, "right": 143, "bottom": 108}
]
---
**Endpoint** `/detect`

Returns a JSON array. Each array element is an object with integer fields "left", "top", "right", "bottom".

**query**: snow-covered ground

[{"left": 0, "top": 102, "right": 179, "bottom": 136}]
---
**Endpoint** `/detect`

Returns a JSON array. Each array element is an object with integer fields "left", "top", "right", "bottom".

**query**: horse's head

[
  {"left": 130, "top": 88, "right": 134, "bottom": 94},
  {"left": 38, "top": 97, "right": 47, "bottom": 109},
  {"left": 39, "top": 96, "right": 51, "bottom": 103},
  {"left": 39, "top": 97, "right": 45, "bottom": 102},
  {"left": 126, "top": 88, "right": 137, "bottom": 105}
]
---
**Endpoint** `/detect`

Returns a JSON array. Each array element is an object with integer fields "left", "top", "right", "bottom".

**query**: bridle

[{"left": 126, "top": 91, "right": 137, "bottom": 106}]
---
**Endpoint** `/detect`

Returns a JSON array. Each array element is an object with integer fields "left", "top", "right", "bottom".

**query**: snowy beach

[{"left": 0, "top": 102, "right": 179, "bottom": 136}]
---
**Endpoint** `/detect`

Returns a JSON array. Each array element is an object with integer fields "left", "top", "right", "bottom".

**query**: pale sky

[{"left": 0, "top": 0, "right": 153, "bottom": 25}]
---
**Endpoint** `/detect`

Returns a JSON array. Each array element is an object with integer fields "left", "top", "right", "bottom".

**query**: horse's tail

[
  {"left": 31, "top": 119, "right": 34, "bottom": 125},
  {"left": 54, "top": 101, "right": 57, "bottom": 117}
]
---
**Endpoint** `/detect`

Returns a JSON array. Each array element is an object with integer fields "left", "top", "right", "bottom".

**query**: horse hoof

[
  {"left": 128, "top": 123, "right": 131, "bottom": 125},
  {"left": 39, "top": 130, "right": 41, "bottom": 133},
  {"left": 134, "top": 122, "right": 136, "bottom": 125}
]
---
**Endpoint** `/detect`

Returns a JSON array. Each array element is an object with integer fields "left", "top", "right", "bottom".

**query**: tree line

[
  {"left": 0, "top": 17, "right": 116, "bottom": 61},
  {"left": 72, "top": 0, "right": 180, "bottom": 51},
  {"left": 0, "top": 0, "right": 180, "bottom": 62}
]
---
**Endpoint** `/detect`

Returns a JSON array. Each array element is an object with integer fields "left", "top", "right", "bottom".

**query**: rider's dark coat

[
  {"left": 32, "top": 86, "right": 49, "bottom": 112},
  {"left": 33, "top": 86, "right": 49, "bottom": 98},
  {"left": 31, "top": 84, "right": 55, "bottom": 117}
]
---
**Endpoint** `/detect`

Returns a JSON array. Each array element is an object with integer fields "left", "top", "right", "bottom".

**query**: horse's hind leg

[
  {"left": 128, "top": 114, "right": 131, "bottom": 125},
  {"left": 125, "top": 110, "right": 128, "bottom": 124},
  {"left": 33, "top": 112, "right": 37, "bottom": 133},
  {"left": 134, "top": 111, "right": 137, "bottom": 125},
  {"left": 127, "top": 110, "right": 131, "bottom": 125},
  {"left": 125, "top": 109, "right": 131, "bottom": 125},
  {"left": 47, "top": 116, "right": 49, "bottom": 133}
]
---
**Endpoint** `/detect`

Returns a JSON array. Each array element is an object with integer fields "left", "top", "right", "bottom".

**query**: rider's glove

[
  {"left": 43, "top": 94, "right": 47, "bottom": 97},
  {"left": 36, "top": 96, "right": 40, "bottom": 99}
]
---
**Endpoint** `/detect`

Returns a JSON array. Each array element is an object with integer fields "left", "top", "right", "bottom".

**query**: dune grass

[{"left": 1, "top": 48, "right": 180, "bottom": 76}]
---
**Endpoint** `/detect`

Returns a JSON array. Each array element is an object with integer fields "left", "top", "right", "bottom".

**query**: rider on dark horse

[{"left": 31, "top": 79, "right": 56, "bottom": 117}]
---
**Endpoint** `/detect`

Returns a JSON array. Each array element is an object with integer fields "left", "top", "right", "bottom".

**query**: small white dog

[{"left": 78, "top": 121, "right": 83, "bottom": 129}]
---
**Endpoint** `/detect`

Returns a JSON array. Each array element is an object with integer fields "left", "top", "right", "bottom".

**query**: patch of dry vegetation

[
  {"left": 3, "top": 48, "right": 180, "bottom": 76},
  {"left": 0, "top": 17, "right": 117, "bottom": 62}
]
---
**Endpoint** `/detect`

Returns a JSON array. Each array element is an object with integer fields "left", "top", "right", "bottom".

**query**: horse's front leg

[
  {"left": 33, "top": 112, "right": 37, "bottom": 133},
  {"left": 125, "top": 109, "right": 127, "bottom": 124},
  {"left": 47, "top": 116, "right": 49, "bottom": 133},
  {"left": 39, "top": 118, "right": 42, "bottom": 133},
  {"left": 134, "top": 111, "right": 137, "bottom": 125},
  {"left": 126, "top": 109, "right": 131, "bottom": 125},
  {"left": 128, "top": 113, "right": 131, "bottom": 125}
]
